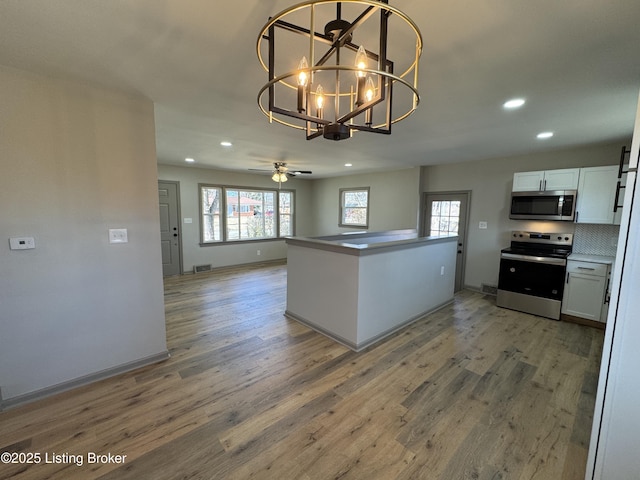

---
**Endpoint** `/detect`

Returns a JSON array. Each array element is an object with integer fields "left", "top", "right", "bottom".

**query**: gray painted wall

[
  {"left": 156, "top": 165, "right": 421, "bottom": 272},
  {"left": 157, "top": 164, "right": 314, "bottom": 273},
  {"left": 309, "top": 167, "right": 421, "bottom": 236},
  {"left": 420, "top": 141, "right": 630, "bottom": 290},
  {"left": 0, "top": 66, "right": 168, "bottom": 402}
]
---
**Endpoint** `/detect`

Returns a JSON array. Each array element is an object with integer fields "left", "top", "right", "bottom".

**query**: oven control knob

[
  {"left": 557, "top": 236, "right": 562, "bottom": 240},
  {"left": 564, "top": 236, "right": 569, "bottom": 241}
]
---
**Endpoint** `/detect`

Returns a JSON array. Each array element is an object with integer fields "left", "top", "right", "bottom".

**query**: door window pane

[{"left": 430, "top": 200, "right": 461, "bottom": 236}]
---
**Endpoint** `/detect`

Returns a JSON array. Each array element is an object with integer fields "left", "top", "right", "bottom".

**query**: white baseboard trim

[{"left": 0, "top": 351, "right": 170, "bottom": 411}]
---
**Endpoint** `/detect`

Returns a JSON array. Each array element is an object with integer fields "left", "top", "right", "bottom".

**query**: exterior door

[
  {"left": 422, "top": 192, "right": 470, "bottom": 292},
  {"left": 158, "top": 181, "right": 182, "bottom": 276}
]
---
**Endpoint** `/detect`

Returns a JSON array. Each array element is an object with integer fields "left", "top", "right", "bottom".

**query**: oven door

[
  {"left": 496, "top": 253, "right": 567, "bottom": 319},
  {"left": 498, "top": 254, "right": 566, "bottom": 300}
]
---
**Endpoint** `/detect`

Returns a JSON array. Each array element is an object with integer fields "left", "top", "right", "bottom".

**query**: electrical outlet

[
  {"left": 108, "top": 228, "right": 128, "bottom": 244},
  {"left": 257, "top": 249, "right": 261, "bottom": 256},
  {"left": 440, "top": 266, "right": 445, "bottom": 275}
]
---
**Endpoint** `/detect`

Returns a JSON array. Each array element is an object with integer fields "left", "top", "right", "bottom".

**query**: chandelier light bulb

[
  {"left": 297, "top": 56, "right": 309, "bottom": 113},
  {"left": 315, "top": 84, "right": 324, "bottom": 121},
  {"left": 315, "top": 84, "right": 324, "bottom": 109},
  {"left": 297, "top": 56, "right": 309, "bottom": 87},
  {"left": 355, "top": 45, "right": 368, "bottom": 78},
  {"left": 365, "top": 76, "right": 375, "bottom": 102}
]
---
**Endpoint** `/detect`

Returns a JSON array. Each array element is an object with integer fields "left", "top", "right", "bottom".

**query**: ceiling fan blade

[{"left": 290, "top": 170, "right": 313, "bottom": 175}]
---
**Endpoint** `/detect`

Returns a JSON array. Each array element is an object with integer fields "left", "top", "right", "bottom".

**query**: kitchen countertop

[{"left": 568, "top": 253, "right": 616, "bottom": 265}]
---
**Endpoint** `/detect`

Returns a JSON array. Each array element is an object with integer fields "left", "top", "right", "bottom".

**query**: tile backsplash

[{"left": 573, "top": 223, "right": 620, "bottom": 257}]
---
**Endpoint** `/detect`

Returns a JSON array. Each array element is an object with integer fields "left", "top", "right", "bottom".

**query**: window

[
  {"left": 199, "top": 185, "right": 294, "bottom": 244},
  {"left": 201, "top": 186, "right": 222, "bottom": 242},
  {"left": 339, "top": 187, "right": 369, "bottom": 228},
  {"left": 279, "top": 191, "right": 293, "bottom": 236},
  {"left": 430, "top": 200, "right": 460, "bottom": 236}
]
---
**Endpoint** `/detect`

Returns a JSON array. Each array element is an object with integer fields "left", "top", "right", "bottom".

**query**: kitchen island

[{"left": 285, "top": 230, "right": 457, "bottom": 351}]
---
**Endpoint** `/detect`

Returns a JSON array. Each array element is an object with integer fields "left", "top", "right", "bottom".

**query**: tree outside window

[
  {"left": 199, "top": 184, "right": 294, "bottom": 244},
  {"left": 340, "top": 187, "right": 369, "bottom": 228}
]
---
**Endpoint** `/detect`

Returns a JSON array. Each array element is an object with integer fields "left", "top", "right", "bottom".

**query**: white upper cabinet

[
  {"left": 512, "top": 168, "right": 580, "bottom": 192},
  {"left": 512, "top": 171, "right": 545, "bottom": 191},
  {"left": 576, "top": 165, "right": 619, "bottom": 224},
  {"left": 544, "top": 168, "right": 581, "bottom": 190}
]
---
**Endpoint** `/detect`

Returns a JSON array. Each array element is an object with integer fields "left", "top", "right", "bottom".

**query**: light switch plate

[
  {"left": 9, "top": 237, "right": 36, "bottom": 250},
  {"left": 183, "top": 218, "right": 193, "bottom": 224},
  {"left": 109, "top": 228, "right": 128, "bottom": 244},
  {"left": 479, "top": 221, "right": 488, "bottom": 229}
]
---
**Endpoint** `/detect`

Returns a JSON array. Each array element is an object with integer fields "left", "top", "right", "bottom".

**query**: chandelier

[{"left": 257, "top": 0, "right": 422, "bottom": 141}]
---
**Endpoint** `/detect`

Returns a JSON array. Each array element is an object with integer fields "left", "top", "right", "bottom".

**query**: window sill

[{"left": 199, "top": 237, "right": 288, "bottom": 247}]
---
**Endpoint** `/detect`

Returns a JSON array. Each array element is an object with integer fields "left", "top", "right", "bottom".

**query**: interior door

[
  {"left": 422, "top": 192, "right": 470, "bottom": 292},
  {"left": 158, "top": 181, "right": 182, "bottom": 276}
]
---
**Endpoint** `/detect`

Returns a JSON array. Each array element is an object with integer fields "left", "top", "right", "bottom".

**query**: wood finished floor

[{"left": 0, "top": 262, "right": 604, "bottom": 480}]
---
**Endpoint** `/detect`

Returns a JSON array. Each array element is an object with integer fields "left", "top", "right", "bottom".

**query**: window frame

[
  {"left": 339, "top": 187, "right": 370, "bottom": 228},
  {"left": 199, "top": 184, "right": 295, "bottom": 245}
]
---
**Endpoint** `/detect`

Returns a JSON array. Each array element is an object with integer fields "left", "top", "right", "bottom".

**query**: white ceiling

[{"left": 1, "top": 0, "right": 639, "bottom": 177}]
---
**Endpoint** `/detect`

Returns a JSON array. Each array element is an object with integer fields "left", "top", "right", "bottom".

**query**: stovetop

[
  {"left": 501, "top": 245, "right": 572, "bottom": 259},
  {"left": 502, "top": 231, "right": 573, "bottom": 259}
]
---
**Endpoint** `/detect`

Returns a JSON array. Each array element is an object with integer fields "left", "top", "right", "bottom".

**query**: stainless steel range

[{"left": 496, "top": 231, "right": 573, "bottom": 320}]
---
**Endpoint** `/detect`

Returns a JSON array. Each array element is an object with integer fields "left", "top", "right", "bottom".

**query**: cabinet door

[
  {"left": 512, "top": 171, "right": 545, "bottom": 191},
  {"left": 576, "top": 166, "right": 618, "bottom": 224},
  {"left": 544, "top": 168, "right": 580, "bottom": 190},
  {"left": 561, "top": 272, "right": 607, "bottom": 321}
]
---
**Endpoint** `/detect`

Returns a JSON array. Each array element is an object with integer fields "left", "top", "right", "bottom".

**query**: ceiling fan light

[{"left": 272, "top": 172, "right": 288, "bottom": 182}]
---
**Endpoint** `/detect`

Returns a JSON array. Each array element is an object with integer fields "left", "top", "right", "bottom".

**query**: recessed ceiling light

[
  {"left": 537, "top": 132, "right": 554, "bottom": 139},
  {"left": 344, "top": 163, "right": 353, "bottom": 167},
  {"left": 503, "top": 98, "right": 526, "bottom": 109},
  {"left": 185, "top": 157, "right": 195, "bottom": 163},
  {"left": 220, "top": 141, "right": 232, "bottom": 147}
]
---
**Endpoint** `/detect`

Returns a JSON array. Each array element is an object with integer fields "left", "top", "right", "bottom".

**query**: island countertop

[{"left": 285, "top": 229, "right": 458, "bottom": 256}]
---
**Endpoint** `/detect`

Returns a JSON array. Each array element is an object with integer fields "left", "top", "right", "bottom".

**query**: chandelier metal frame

[{"left": 256, "top": 0, "right": 423, "bottom": 141}]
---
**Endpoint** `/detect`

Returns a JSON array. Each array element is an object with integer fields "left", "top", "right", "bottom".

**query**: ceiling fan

[{"left": 249, "top": 162, "right": 312, "bottom": 187}]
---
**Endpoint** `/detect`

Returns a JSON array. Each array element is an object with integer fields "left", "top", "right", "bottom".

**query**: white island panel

[
  {"left": 356, "top": 240, "right": 456, "bottom": 346},
  {"left": 286, "top": 244, "right": 359, "bottom": 344},
  {"left": 285, "top": 231, "right": 457, "bottom": 351}
]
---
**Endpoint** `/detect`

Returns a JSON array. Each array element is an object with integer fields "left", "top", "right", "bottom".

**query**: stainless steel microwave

[{"left": 509, "top": 190, "right": 577, "bottom": 221}]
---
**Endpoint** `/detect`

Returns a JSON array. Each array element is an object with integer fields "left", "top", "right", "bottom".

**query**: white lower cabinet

[{"left": 562, "top": 260, "right": 610, "bottom": 323}]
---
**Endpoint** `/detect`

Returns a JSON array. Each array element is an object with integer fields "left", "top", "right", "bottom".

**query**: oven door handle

[{"left": 500, "top": 253, "right": 567, "bottom": 266}]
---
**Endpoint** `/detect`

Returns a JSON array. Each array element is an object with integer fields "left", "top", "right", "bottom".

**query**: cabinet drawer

[{"left": 566, "top": 260, "right": 608, "bottom": 277}]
